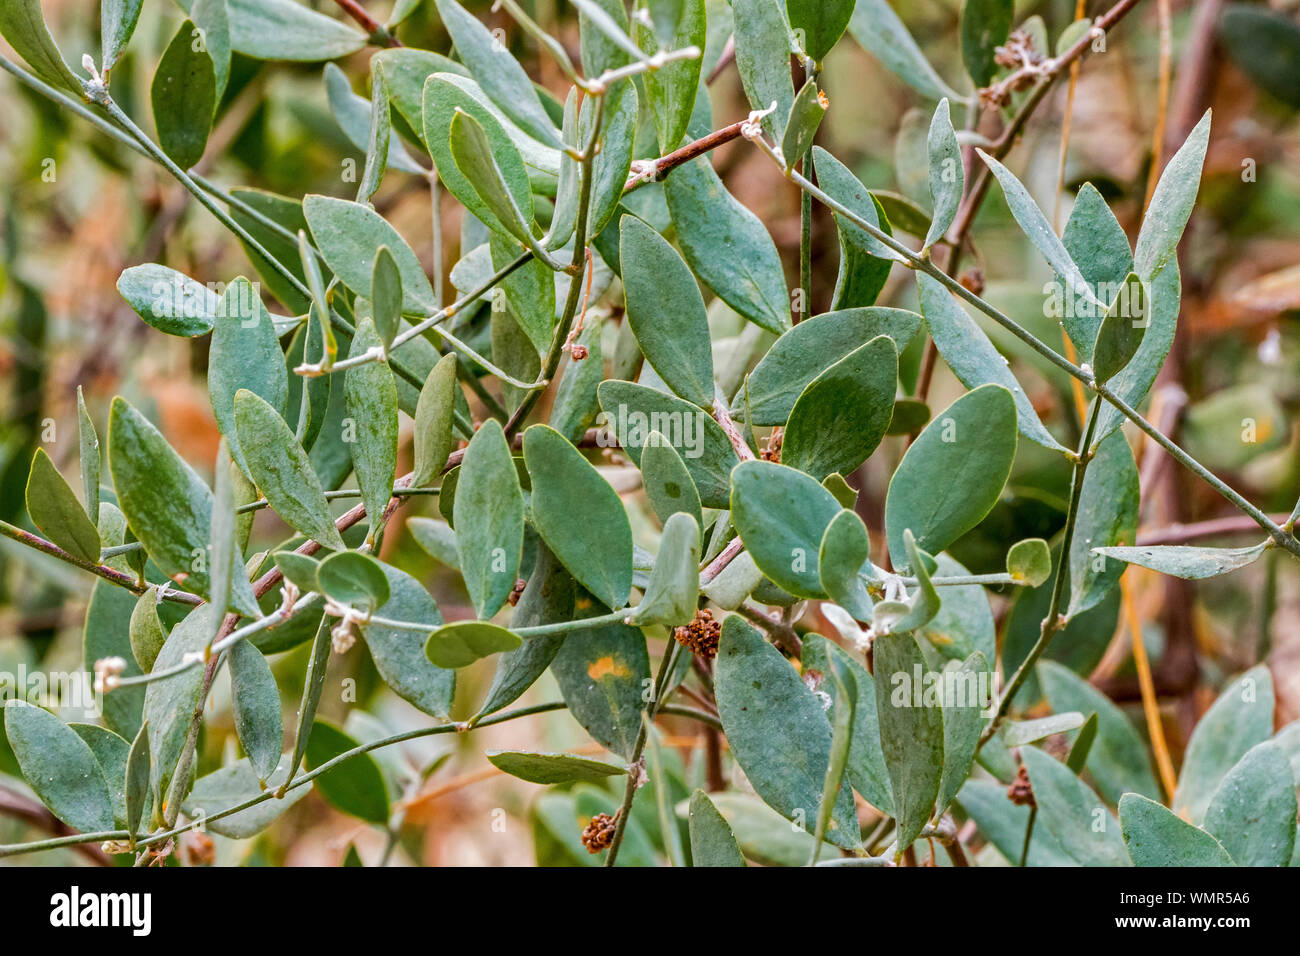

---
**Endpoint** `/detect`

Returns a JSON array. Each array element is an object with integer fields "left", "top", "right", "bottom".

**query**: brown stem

[
  {"left": 0, "top": 785, "right": 111, "bottom": 865},
  {"left": 333, "top": 0, "right": 401, "bottom": 46},
  {"left": 624, "top": 121, "right": 746, "bottom": 192},
  {"left": 1139, "top": 514, "right": 1292, "bottom": 546}
]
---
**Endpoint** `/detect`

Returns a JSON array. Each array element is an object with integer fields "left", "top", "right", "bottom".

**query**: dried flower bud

[
  {"left": 93, "top": 656, "right": 128, "bottom": 694},
  {"left": 507, "top": 578, "right": 527, "bottom": 606},
  {"left": 1006, "top": 764, "right": 1035, "bottom": 807}
]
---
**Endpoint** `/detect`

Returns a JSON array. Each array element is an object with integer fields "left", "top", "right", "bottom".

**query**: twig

[{"left": 333, "top": 0, "right": 401, "bottom": 46}]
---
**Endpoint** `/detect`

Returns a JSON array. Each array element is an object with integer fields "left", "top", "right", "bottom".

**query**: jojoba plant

[{"left": 0, "top": 0, "right": 1298, "bottom": 869}]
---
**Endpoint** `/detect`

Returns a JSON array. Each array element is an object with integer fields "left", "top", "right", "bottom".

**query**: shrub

[{"left": 0, "top": 0, "right": 1297, "bottom": 868}]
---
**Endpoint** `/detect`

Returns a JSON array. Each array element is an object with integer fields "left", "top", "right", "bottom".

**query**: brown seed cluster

[
  {"left": 570, "top": 343, "right": 589, "bottom": 361},
  {"left": 674, "top": 607, "right": 721, "bottom": 660},
  {"left": 760, "top": 428, "right": 783, "bottom": 463},
  {"left": 507, "top": 578, "right": 527, "bottom": 607},
  {"left": 1006, "top": 764, "right": 1035, "bottom": 807},
  {"left": 581, "top": 811, "right": 619, "bottom": 853}
]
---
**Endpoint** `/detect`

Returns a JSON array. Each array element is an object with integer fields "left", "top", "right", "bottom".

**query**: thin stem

[
  {"left": 0, "top": 702, "right": 567, "bottom": 859},
  {"left": 1019, "top": 805, "right": 1037, "bottom": 866},
  {"left": 0, "top": 519, "right": 203, "bottom": 607},
  {"left": 332, "top": 0, "right": 401, "bottom": 46},
  {"left": 605, "top": 640, "right": 681, "bottom": 866},
  {"left": 981, "top": 397, "right": 1102, "bottom": 743}
]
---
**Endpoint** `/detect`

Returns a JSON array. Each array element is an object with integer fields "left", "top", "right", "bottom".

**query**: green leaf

[
  {"left": 1092, "top": 273, "right": 1148, "bottom": 385},
  {"left": 781, "top": 80, "right": 828, "bottom": 168},
  {"left": 664, "top": 160, "right": 791, "bottom": 336},
  {"left": 1060, "top": 184, "right": 1134, "bottom": 360},
  {"left": 183, "top": 756, "right": 311, "bottom": 838},
  {"left": 873, "top": 628, "right": 944, "bottom": 848},
  {"left": 108, "top": 398, "right": 257, "bottom": 613},
  {"left": 26, "top": 448, "right": 100, "bottom": 563},
  {"left": 101, "top": 0, "right": 145, "bottom": 70},
  {"left": 1204, "top": 740, "right": 1296, "bottom": 867},
  {"left": 422, "top": 75, "right": 540, "bottom": 241},
  {"left": 1092, "top": 542, "right": 1270, "bottom": 581},
  {"left": 598, "top": 380, "right": 739, "bottom": 509},
  {"left": 344, "top": 319, "right": 399, "bottom": 544},
  {"left": 884, "top": 384, "right": 1017, "bottom": 568},
  {"left": 730, "top": 460, "right": 842, "bottom": 598},
  {"left": 126, "top": 590, "right": 167, "bottom": 678},
  {"left": 1219, "top": 5, "right": 1300, "bottom": 108},
  {"left": 917, "top": 274, "right": 1066, "bottom": 453},
  {"left": 715, "top": 615, "right": 860, "bottom": 848},
  {"left": 234, "top": 389, "right": 345, "bottom": 550},
  {"left": 1038, "top": 660, "right": 1160, "bottom": 804},
  {"left": 412, "top": 354, "right": 460, "bottom": 488},
  {"left": 810, "top": 653, "right": 856, "bottom": 861},
  {"left": 1021, "top": 746, "right": 1130, "bottom": 866},
  {"left": 550, "top": 605, "right": 649, "bottom": 759},
  {"left": 1008, "top": 538, "right": 1051, "bottom": 587},
  {"left": 324, "top": 63, "right": 421, "bottom": 179},
  {"left": 738, "top": 307, "right": 921, "bottom": 426},
  {"left": 273, "top": 551, "right": 321, "bottom": 593},
  {"left": 633, "top": 0, "right": 705, "bottom": 150},
  {"left": 357, "top": 64, "right": 392, "bottom": 203},
  {"left": 0, "top": 0, "right": 81, "bottom": 92},
  {"left": 143, "top": 608, "right": 210, "bottom": 807},
  {"left": 453, "top": 421, "right": 525, "bottom": 619},
  {"left": 487, "top": 750, "right": 625, "bottom": 785},
  {"left": 787, "top": 0, "right": 855, "bottom": 62},
  {"left": 228, "top": 641, "right": 282, "bottom": 783},
  {"left": 365, "top": 563, "right": 453, "bottom": 717},
  {"left": 124, "top": 722, "right": 150, "bottom": 836},
  {"left": 475, "top": 543, "right": 574, "bottom": 718},
  {"left": 979, "top": 150, "right": 1102, "bottom": 313},
  {"left": 1000, "top": 712, "right": 1086, "bottom": 748},
  {"left": 175, "top": 0, "right": 366, "bottom": 62},
  {"left": 1119, "top": 794, "right": 1234, "bottom": 867},
  {"left": 814, "top": 147, "right": 900, "bottom": 310},
  {"left": 733, "top": 0, "right": 796, "bottom": 139},
  {"left": 425, "top": 619, "right": 521, "bottom": 669},
  {"left": 116, "top": 264, "right": 222, "bottom": 337},
  {"left": 847, "top": 0, "right": 967, "bottom": 102},
  {"left": 630, "top": 512, "right": 700, "bottom": 627},
  {"left": 304, "top": 720, "right": 390, "bottom": 824},
  {"left": 1182, "top": 382, "right": 1288, "bottom": 471},
  {"left": 1177, "top": 669, "right": 1276, "bottom": 821},
  {"left": 688, "top": 790, "right": 746, "bottom": 866},
  {"left": 891, "top": 529, "right": 941, "bottom": 633},
  {"left": 574, "top": 0, "right": 640, "bottom": 73},
  {"left": 208, "top": 278, "right": 289, "bottom": 478},
  {"left": 1092, "top": 264, "right": 1180, "bottom": 444},
  {"left": 524, "top": 425, "right": 634, "bottom": 611},
  {"left": 818, "top": 510, "right": 873, "bottom": 621},
  {"left": 318, "top": 551, "right": 391, "bottom": 611},
  {"left": 4, "top": 702, "right": 116, "bottom": 833},
  {"left": 302, "top": 194, "right": 436, "bottom": 315},
  {"left": 1134, "top": 111, "right": 1210, "bottom": 281},
  {"left": 449, "top": 109, "right": 539, "bottom": 248},
  {"left": 61, "top": 723, "right": 131, "bottom": 832},
  {"left": 802, "top": 634, "right": 893, "bottom": 815},
  {"left": 151, "top": 21, "right": 217, "bottom": 170},
  {"left": 960, "top": 0, "right": 1013, "bottom": 86},
  {"left": 76, "top": 387, "right": 100, "bottom": 522},
  {"left": 924, "top": 98, "right": 963, "bottom": 252},
  {"left": 640, "top": 430, "right": 704, "bottom": 534},
  {"left": 435, "top": 0, "right": 563, "bottom": 150},
  {"left": 917, "top": 554, "right": 996, "bottom": 667},
  {"left": 937, "top": 652, "right": 988, "bottom": 814},
  {"left": 1068, "top": 430, "right": 1139, "bottom": 617},
  {"left": 956, "top": 779, "right": 1077, "bottom": 866},
  {"left": 783, "top": 336, "right": 897, "bottom": 481},
  {"left": 619, "top": 215, "right": 716, "bottom": 407},
  {"left": 1067, "top": 712, "right": 1099, "bottom": 773},
  {"left": 191, "top": 0, "right": 231, "bottom": 102},
  {"left": 370, "top": 248, "right": 403, "bottom": 351}
]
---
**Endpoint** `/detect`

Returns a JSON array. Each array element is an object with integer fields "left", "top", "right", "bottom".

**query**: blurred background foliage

[{"left": 2, "top": 0, "right": 1300, "bottom": 865}]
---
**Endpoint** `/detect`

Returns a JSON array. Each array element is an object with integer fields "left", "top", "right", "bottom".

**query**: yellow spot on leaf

[{"left": 588, "top": 656, "right": 629, "bottom": 680}]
